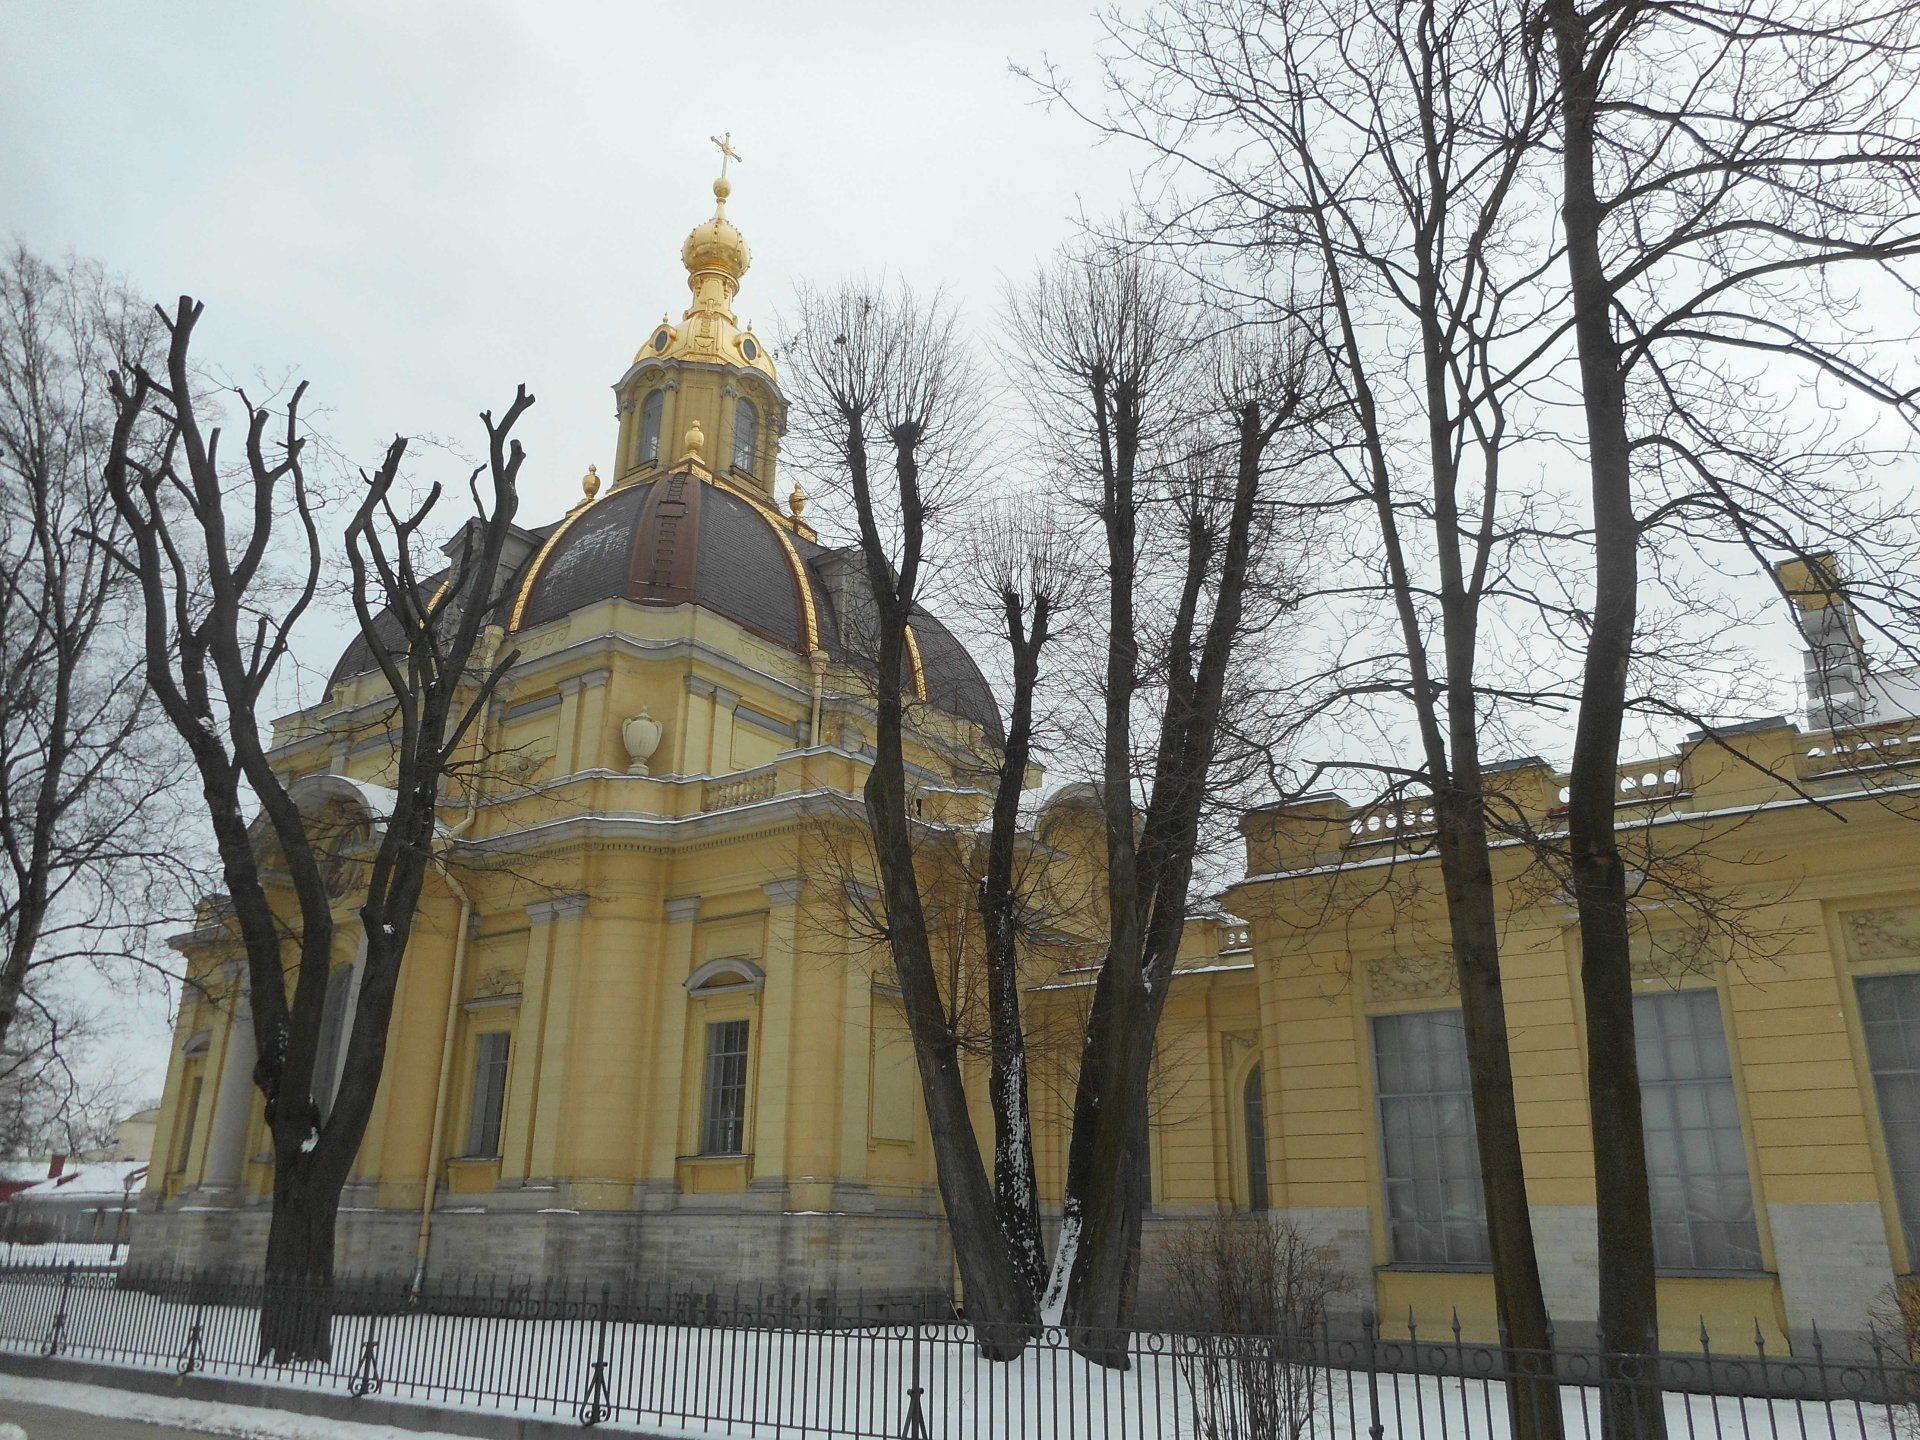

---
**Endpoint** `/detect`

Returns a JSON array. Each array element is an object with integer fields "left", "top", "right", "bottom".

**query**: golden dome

[
  {"left": 682, "top": 176, "right": 751, "bottom": 289},
  {"left": 628, "top": 142, "right": 778, "bottom": 386}
]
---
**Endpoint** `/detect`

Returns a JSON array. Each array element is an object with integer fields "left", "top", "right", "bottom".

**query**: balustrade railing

[{"left": 700, "top": 765, "right": 779, "bottom": 812}]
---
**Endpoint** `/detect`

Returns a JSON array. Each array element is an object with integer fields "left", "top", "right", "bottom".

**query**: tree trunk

[
  {"left": 1545, "top": 6, "right": 1666, "bottom": 1436},
  {"left": 864, "top": 748, "right": 1036, "bottom": 1356},
  {"left": 1058, "top": 970, "right": 1157, "bottom": 1363},
  {"left": 1434, "top": 796, "right": 1564, "bottom": 1440},
  {"left": 984, "top": 908, "right": 1047, "bottom": 1302},
  {"left": 980, "top": 600, "right": 1051, "bottom": 1305},
  {"left": 258, "top": 1161, "right": 340, "bottom": 1363}
]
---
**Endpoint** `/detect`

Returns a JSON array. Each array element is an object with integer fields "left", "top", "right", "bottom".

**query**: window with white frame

[
  {"left": 464, "top": 1031, "right": 511, "bottom": 1158},
  {"left": 731, "top": 398, "right": 759, "bottom": 474},
  {"left": 1635, "top": 989, "right": 1763, "bottom": 1272},
  {"left": 1373, "top": 1010, "right": 1489, "bottom": 1265},
  {"left": 701, "top": 1018, "right": 751, "bottom": 1156},
  {"left": 636, "top": 389, "right": 663, "bottom": 466},
  {"left": 1857, "top": 971, "right": 1920, "bottom": 1263}
]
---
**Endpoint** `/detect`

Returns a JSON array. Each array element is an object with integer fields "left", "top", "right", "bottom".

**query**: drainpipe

[{"left": 411, "top": 626, "right": 502, "bottom": 1296}]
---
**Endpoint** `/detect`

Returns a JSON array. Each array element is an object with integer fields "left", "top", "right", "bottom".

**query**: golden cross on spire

[{"left": 710, "top": 132, "right": 742, "bottom": 180}]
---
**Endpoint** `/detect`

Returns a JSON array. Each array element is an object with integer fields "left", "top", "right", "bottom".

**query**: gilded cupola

[{"left": 616, "top": 135, "right": 783, "bottom": 499}]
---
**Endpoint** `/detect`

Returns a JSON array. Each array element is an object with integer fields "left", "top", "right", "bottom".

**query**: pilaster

[
  {"left": 752, "top": 878, "right": 804, "bottom": 1191},
  {"left": 640, "top": 895, "right": 702, "bottom": 1201},
  {"left": 552, "top": 668, "right": 610, "bottom": 776},
  {"left": 686, "top": 677, "right": 742, "bottom": 774},
  {"left": 500, "top": 894, "right": 587, "bottom": 1185}
]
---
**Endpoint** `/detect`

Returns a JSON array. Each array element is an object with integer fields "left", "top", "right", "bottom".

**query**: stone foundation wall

[{"left": 127, "top": 1196, "right": 951, "bottom": 1302}]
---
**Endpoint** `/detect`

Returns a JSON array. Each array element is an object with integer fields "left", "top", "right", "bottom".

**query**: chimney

[
  {"left": 1775, "top": 553, "right": 1867, "bottom": 727},
  {"left": 47, "top": 1153, "right": 65, "bottom": 1179}
]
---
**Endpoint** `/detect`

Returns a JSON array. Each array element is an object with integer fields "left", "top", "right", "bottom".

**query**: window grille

[
  {"left": 1858, "top": 971, "right": 1920, "bottom": 1263},
  {"left": 702, "top": 1019, "right": 750, "bottom": 1156},
  {"left": 464, "top": 1031, "right": 511, "bottom": 1158},
  {"left": 1373, "top": 1010, "right": 1489, "bottom": 1265},
  {"left": 1634, "top": 989, "right": 1763, "bottom": 1272}
]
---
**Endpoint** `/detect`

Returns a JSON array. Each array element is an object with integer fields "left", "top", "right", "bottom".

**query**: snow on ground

[
  {"left": 0, "top": 1371, "right": 482, "bottom": 1440},
  {"left": 0, "top": 1272, "right": 1905, "bottom": 1439}
]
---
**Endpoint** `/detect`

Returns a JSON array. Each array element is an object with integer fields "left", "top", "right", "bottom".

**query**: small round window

[
  {"left": 653, "top": 328, "right": 671, "bottom": 352},
  {"left": 741, "top": 336, "right": 759, "bottom": 361}
]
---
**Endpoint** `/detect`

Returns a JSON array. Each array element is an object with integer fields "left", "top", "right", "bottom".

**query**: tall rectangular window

[
  {"left": 464, "top": 1031, "right": 511, "bottom": 1158},
  {"left": 1373, "top": 1010, "right": 1489, "bottom": 1265},
  {"left": 1858, "top": 972, "right": 1920, "bottom": 1262},
  {"left": 701, "top": 1019, "right": 751, "bottom": 1156},
  {"left": 1635, "top": 989, "right": 1762, "bottom": 1271}
]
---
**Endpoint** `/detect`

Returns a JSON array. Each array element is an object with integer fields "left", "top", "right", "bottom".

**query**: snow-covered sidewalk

[{"left": 0, "top": 1370, "right": 481, "bottom": 1440}]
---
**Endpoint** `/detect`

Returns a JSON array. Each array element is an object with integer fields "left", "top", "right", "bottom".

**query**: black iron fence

[{"left": 0, "top": 1262, "right": 1914, "bottom": 1438}]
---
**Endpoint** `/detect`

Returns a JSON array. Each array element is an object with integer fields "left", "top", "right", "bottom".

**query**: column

[
  {"left": 752, "top": 878, "right": 803, "bottom": 1191},
  {"left": 499, "top": 895, "right": 585, "bottom": 1185},
  {"left": 200, "top": 967, "right": 255, "bottom": 1197},
  {"left": 640, "top": 896, "right": 701, "bottom": 1201}
]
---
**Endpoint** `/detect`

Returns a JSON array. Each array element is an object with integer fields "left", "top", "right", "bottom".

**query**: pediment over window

[{"left": 685, "top": 956, "right": 765, "bottom": 993}]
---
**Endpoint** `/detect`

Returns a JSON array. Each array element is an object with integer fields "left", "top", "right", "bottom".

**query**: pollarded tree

[
  {"left": 1007, "top": 251, "right": 1319, "bottom": 1357},
  {"left": 102, "top": 297, "right": 529, "bottom": 1361},
  {"left": 970, "top": 502, "right": 1083, "bottom": 1304},
  {"left": 783, "top": 280, "right": 1041, "bottom": 1353}
]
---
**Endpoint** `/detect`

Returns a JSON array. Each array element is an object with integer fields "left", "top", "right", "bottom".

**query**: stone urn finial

[{"left": 622, "top": 709, "right": 664, "bottom": 776}]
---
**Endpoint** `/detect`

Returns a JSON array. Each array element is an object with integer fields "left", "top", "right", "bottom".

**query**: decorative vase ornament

[{"left": 622, "top": 709, "right": 664, "bottom": 776}]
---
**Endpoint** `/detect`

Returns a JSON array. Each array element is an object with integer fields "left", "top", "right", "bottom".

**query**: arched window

[
  {"left": 635, "top": 389, "right": 664, "bottom": 467},
  {"left": 1244, "top": 1064, "right": 1270, "bottom": 1211},
  {"left": 312, "top": 965, "right": 354, "bottom": 1122},
  {"left": 731, "top": 397, "right": 759, "bottom": 474}
]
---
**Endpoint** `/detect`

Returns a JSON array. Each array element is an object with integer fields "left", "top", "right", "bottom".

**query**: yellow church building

[{"left": 136, "top": 165, "right": 1920, "bottom": 1358}]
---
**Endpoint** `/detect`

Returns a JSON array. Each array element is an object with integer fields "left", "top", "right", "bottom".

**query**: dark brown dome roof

[{"left": 328, "top": 470, "right": 1002, "bottom": 743}]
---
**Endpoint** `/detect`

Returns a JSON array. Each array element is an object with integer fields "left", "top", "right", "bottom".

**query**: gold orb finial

[
  {"left": 683, "top": 419, "right": 706, "bottom": 463},
  {"left": 582, "top": 463, "right": 600, "bottom": 502},
  {"left": 683, "top": 134, "right": 750, "bottom": 310}
]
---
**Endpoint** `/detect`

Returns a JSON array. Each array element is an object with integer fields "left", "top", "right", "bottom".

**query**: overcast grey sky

[{"left": 3, "top": 0, "right": 1139, "bottom": 1108}]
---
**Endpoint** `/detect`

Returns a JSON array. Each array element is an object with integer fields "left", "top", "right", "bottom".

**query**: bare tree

[
  {"left": 101, "top": 297, "right": 529, "bottom": 1361},
  {"left": 0, "top": 245, "right": 200, "bottom": 1069},
  {"left": 971, "top": 501, "right": 1081, "bottom": 1303},
  {"left": 0, "top": 989, "right": 130, "bottom": 1161},
  {"left": 1007, "top": 251, "right": 1316, "bottom": 1357},
  {"left": 1538, "top": 5, "right": 1920, "bottom": 1430},
  {"left": 1024, "top": 0, "right": 1570, "bottom": 1416},
  {"left": 784, "top": 280, "right": 1040, "bottom": 1352}
]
